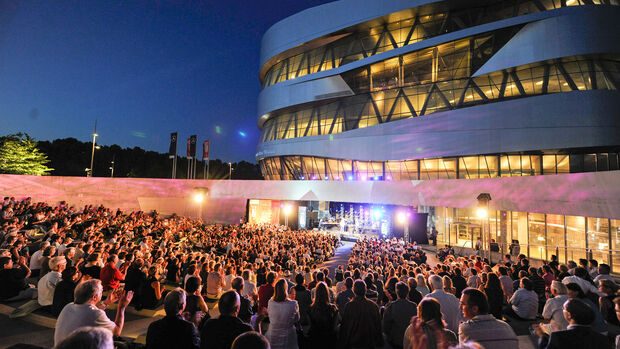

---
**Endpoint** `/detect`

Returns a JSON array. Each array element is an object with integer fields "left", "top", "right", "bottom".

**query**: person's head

[
  {"left": 62, "top": 266, "right": 79, "bottom": 282},
  {"left": 353, "top": 279, "right": 367, "bottom": 297},
  {"left": 164, "top": 288, "right": 186, "bottom": 316},
  {"left": 185, "top": 276, "right": 201, "bottom": 294},
  {"left": 313, "top": 282, "right": 330, "bottom": 306},
  {"left": 614, "top": 296, "right": 620, "bottom": 324},
  {"left": 54, "top": 326, "right": 113, "bottom": 349},
  {"left": 231, "top": 331, "right": 270, "bottom": 349},
  {"left": 442, "top": 276, "right": 453, "bottom": 290},
  {"left": 428, "top": 275, "right": 443, "bottom": 291},
  {"left": 460, "top": 288, "right": 489, "bottom": 319},
  {"left": 598, "top": 263, "right": 611, "bottom": 275},
  {"left": 395, "top": 281, "right": 409, "bottom": 299},
  {"left": 49, "top": 256, "right": 67, "bottom": 272},
  {"left": 295, "top": 273, "right": 304, "bottom": 286},
  {"left": 599, "top": 279, "right": 618, "bottom": 296},
  {"left": 106, "top": 254, "right": 118, "bottom": 265},
  {"left": 498, "top": 266, "right": 508, "bottom": 276},
  {"left": 573, "top": 267, "right": 589, "bottom": 279},
  {"left": 566, "top": 282, "right": 585, "bottom": 299},
  {"left": 0, "top": 256, "right": 12, "bottom": 269},
  {"left": 415, "top": 274, "right": 425, "bottom": 287},
  {"left": 232, "top": 276, "right": 244, "bottom": 293},
  {"left": 588, "top": 259, "right": 598, "bottom": 269},
  {"left": 273, "top": 279, "right": 288, "bottom": 302},
  {"left": 219, "top": 290, "right": 240, "bottom": 316},
  {"left": 147, "top": 266, "right": 159, "bottom": 278},
  {"left": 345, "top": 277, "right": 353, "bottom": 290},
  {"left": 520, "top": 277, "right": 533, "bottom": 291},
  {"left": 407, "top": 277, "right": 417, "bottom": 290},
  {"left": 550, "top": 281, "right": 567, "bottom": 296},
  {"left": 74, "top": 279, "right": 103, "bottom": 304},
  {"left": 563, "top": 298, "right": 595, "bottom": 325},
  {"left": 266, "top": 272, "right": 276, "bottom": 285},
  {"left": 418, "top": 298, "right": 443, "bottom": 326}
]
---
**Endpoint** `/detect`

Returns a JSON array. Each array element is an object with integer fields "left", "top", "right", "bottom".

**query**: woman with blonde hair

[
  {"left": 266, "top": 279, "right": 300, "bottom": 349},
  {"left": 442, "top": 275, "right": 456, "bottom": 295}
]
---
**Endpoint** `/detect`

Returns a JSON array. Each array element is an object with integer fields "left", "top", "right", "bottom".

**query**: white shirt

[
  {"left": 424, "top": 289, "right": 462, "bottom": 333},
  {"left": 37, "top": 271, "right": 62, "bottom": 306},
  {"left": 242, "top": 280, "right": 257, "bottom": 298},
  {"left": 54, "top": 303, "right": 116, "bottom": 346},
  {"left": 593, "top": 274, "right": 614, "bottom": 287},
  {"left": 562, "top": 275, "right": 604, "bottom": 296},
  {"left": 542, "top": 294, "right": 569, "bottom": 332},
  {"left": 29, "top": 250, "right": 44, "bottom": 270}
]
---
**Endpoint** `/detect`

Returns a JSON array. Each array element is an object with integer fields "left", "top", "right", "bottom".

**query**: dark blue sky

[{"left": 0, "top": 0, "right": 330, "bottom": 162}]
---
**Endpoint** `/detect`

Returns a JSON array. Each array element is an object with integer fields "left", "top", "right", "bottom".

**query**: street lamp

[
  {"left": 228, "top": 162, "right": 233, "bottom": 180},
  {"left": 192, "top": 187, "right": 209, "bottom": 220},
  {"left": 283, "top": 204, "right": 293, "bottom": 227},
  {"left": 476, "top": 193, "right": 492, "bottom": 262},
  {"left": 397, "top": 212, "right": 409, "bottom": 242},
  {"left": 88, "top": 121, "right": 98, "bottom": 177}
]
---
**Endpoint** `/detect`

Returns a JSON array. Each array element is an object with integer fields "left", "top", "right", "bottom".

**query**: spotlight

[
  {"left": 193, "top": 193, "right": 204, "bottom": 203},
  {"left": 347, "top": 176, "right": 353, "bottom": 181},
  {"left": 476, "top": 207, "right": 488, "bottom": 218},
  {"left": 397, "top": 212, "right": 406, "bottom": 224}
]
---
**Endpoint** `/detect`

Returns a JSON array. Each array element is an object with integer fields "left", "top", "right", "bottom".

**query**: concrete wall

[{"left": 1, "top": 171, "right": 619, "bottom": 223}]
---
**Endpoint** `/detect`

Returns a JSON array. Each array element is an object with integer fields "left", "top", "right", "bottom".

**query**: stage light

[
  {"left": 300, "top": 176, "right": 305, "bottom": 180},
  {"left": 386, "top": 176, "right": 392, "bottom": 180},
  {"left": 397, "top": 212, "right": 406, "bottom": 224},
  {"left": 476, "top": 207, "right": 488, "bottom": 218},
  {"left": 324, "top": 176, "right": 329, "bottom": 180},
  {"left": 361, "top": 175, "right": 367, "bottom": 181},
  {"left": 193, "top": 193, "right": 204, "bottom": 203},
  {"left": 311, "top": 175, "right": 316, "bottom": 180},
  {"left": 238, "top": 131, "right": 247, "bottom": 137},
  {"left": 335, "top": 176, "right": 340, "bottom": 180},
  {"left": 373, "top": 210, "right": 382, "bottom": 219},
  {"left": 347, "top": 176, "right": 353, "bottom": 181}
]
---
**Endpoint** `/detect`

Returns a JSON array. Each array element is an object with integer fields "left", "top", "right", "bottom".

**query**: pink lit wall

[{"left": 0, "top": 171, "right": 619, "bottom": 223}]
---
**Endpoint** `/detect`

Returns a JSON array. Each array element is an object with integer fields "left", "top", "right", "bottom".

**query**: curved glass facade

[
  {"left": 259, "top": 151, "right": 619, "bottom": 181},
  {"left": 260, "top": 54, "right": 620, "bottom": 143},
  {"left": 261, "top": 0, "right": 617, "bottom": 87}
]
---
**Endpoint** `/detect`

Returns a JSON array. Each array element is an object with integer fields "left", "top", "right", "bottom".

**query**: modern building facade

[{"left": 256, "top": 1, "right": 620, "bottom": 268}]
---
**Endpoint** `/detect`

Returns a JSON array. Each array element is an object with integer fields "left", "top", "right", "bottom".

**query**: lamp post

[
  {"left": 88, "top": 120, "right": 98, "bottom": 177},
  {"left": 283, "top": 204, "right": 292, "bottom": 228},
  {"left": 476, "top": 193, "right": 492, "bottom": 262},
  {"left": 397, "top": 212, "right": 409, "bottom": 243},
  {"left": 192, "top": 187, "right": 209, "bottom": 220},
  {"left": 109, "top": 154, "right": 115, "bottom": 177},
  {"left": 228, "top": 162, "right": 233, "bottom": 180}
]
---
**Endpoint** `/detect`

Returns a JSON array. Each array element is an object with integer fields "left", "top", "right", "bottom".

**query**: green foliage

[
  {"left": 0, "top": 133, "right": 53, "bottom": 175},
  {"left": 35, "top": 137, "right": 263, "bottom": 179}
]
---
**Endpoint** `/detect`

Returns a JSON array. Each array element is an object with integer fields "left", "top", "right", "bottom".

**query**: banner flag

[
  {"left": 203, "top": 140, "right": 210, "bottom": 160},
  {"left": 168, "top": 132, "right": 177, "bottom": 157},
  {"left": 189, "top": 135, "right": 197, "bottom": 158}
]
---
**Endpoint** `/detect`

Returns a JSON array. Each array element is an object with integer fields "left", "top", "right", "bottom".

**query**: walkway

[{"left": 322, "top": 241, "right": 354, "bottom": 278}]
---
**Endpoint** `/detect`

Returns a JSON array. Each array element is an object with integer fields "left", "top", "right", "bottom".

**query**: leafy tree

[{"left": 0, "top": 133, "right": 53, "bottom": 175}]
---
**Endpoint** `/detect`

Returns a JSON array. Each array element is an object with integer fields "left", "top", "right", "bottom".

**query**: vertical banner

[
  {"left": 168, "top": 132, "right": 177, "bottom": 157},
  {"left": 189, "top": 135, "right": 197, "bottom": 158},
  {"left": 203, "top": 140, "right": 210, "bottom": 160}
]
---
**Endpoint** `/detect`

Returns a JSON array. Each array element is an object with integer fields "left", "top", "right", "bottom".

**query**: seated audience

[
  {"left": 38, "top": 256, "right": 67, "bottom": 309},
  {"left": 52, "top": 266, "right": 80, "bottom": 316},
  {"left": 54, "top": 326, "right": 114, "bottom": 349}
]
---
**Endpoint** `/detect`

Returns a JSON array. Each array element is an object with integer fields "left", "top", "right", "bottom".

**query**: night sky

[{"left": 0, "top": 0, "right": 331, "bottom": 163}]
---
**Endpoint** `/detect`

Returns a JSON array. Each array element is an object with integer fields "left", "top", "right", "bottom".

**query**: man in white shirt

[
  {"left": 29, "top": 241, "right": 50, "bottom": 276},
  {"left": 424, "top": 275, "right": 462, "bottom": 333},
  {"left": 38, "top": 256, "right": 66, "bottom": 308},
  {"left": 54, "top": 279, "right": 133, "bottom": 346},
  {"left": 593, "top": 264, "right": 614, "bottom": 286}
]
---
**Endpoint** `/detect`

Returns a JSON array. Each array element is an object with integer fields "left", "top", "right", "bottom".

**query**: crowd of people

[{"left": 0, "top": 195, "right": 618, "bottom": 349}]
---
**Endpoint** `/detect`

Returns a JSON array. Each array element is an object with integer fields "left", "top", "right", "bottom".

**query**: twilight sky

[{"left": 0, "top": 0, "right": 331, "bottom": 163}]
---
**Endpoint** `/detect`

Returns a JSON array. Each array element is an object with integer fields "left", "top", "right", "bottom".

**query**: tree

[{"left": 0, "top": 133, "right": 53, "bottom": 175}]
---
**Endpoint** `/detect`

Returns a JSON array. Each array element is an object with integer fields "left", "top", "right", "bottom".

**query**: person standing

[
  {"left": 383, "top": 282, "right": 418, "bottom": 349},
  {"left": 266, "top": 279, "right": 300, "bottom": 349},
  {"left": 307, "top": 282, "right": 339, "bottom": 348},
  {"left": 339, "top": 280, "right": 383, "bottom": 349},
  {"left": 424, "top": 275, "right": 462, "bottom": 333}
]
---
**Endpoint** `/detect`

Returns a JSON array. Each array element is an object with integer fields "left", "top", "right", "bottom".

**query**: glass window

[
  {"left": 557, "top": 155, "right": 570, "bottom": 174},
  {"left": 420, "top": 159, "right": 439, "bottom": 180},
  {"left": 612, "top": 219, "right": 620, "bottom": 273},
  {"left": 459, "top": 156, "right": 478, "bottom": 179},
  {"left": 438, "top": 158, "right": 457, "bottom": 179},
  {"left": 566, "top": 215, "right": 586, "bottom": 263},
  {"left": 542, "top": 155, "right": 557, "bottom": 175},
  {"left": 546, "top": 214, "right": 565, "bottom": 263},
  {"left": 587, "top": 217, "right": 610, "bottom": 266},
  {"left": 528, "top": 213, "right": 546, "bottom": 260}
]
